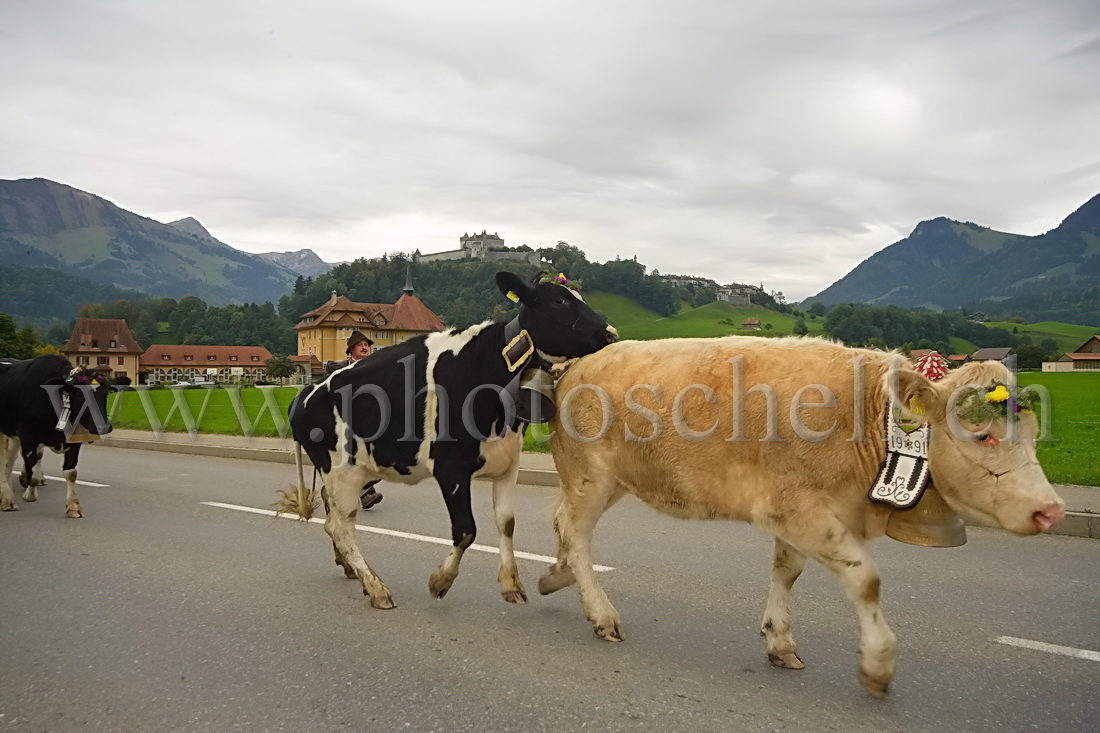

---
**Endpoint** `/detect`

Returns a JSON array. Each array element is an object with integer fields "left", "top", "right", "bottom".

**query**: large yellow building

[
  {"left": 295, "top": 281, "right": 446, "bottom": 363},
  {"left": 61, "top": 318, "right": 143, "bottom": 380}
]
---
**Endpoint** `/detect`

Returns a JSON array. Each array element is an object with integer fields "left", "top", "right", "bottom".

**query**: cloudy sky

[{"left": 3, "top": 1, "right": 1098, "bottom": 301}]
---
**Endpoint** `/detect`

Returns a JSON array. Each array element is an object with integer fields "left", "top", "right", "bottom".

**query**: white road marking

[
  {"left": 202, "top": 501, "right": 616, "bottom": 572},
  {"left": 996, "top": 636, "right": 1100, "bottom": 662},
  {"left": 9, "top": 471, "right": 109, "bottom": 488}
]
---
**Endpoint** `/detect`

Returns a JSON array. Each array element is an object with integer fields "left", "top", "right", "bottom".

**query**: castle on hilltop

[
  {"left": 659, "top": 274, "right": 764, "bottom": 306},
  {"left": 412, "top": 231, "right": 542, "bottom": 266}
]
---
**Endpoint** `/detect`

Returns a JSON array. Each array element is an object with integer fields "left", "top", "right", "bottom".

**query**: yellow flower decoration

[{"left": 985, "top": 385, "right": 1010, "bottom": 403}]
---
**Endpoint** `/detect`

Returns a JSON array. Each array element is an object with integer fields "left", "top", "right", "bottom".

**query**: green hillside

[
  {"left": 585, "top": 292, "right": 825, "bottom": 341},
  {"left": 983, "top": 321, "right": 1097, "bottom": 353}
]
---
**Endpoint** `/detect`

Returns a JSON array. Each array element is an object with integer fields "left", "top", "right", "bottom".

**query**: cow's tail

[{"left": 273, "top": 441, "right": 317, "bottom": 521}]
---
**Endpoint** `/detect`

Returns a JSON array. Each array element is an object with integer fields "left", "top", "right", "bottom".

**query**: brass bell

[{"left": 886, "top": 483, "right": 967, "bottom": 547}]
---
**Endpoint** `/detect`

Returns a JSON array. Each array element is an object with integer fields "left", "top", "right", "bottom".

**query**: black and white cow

[
  {"left": 287, "top": 271, "right": 617, "bottom": 609},
  {"left": 0, "top": 354, "right": 128, "bottom": 517}
]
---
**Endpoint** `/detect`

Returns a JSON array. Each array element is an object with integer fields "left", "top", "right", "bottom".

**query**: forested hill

[
  {"left": 278, "top": 243, "right": 683, "bottom": 330},
  {"left": 806, "top": 192, "right": 1100, "bottom": 325}
]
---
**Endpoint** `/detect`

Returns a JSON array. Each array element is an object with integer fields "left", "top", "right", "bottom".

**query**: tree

[
  {"left": 265, "top": 354, "right": 296, "bottom": 384},
  {"left": 764, "top": 322, "right": 774, "bottom": 331},
  {"left": 0, "top": 312, "right": 34, "bottom": 359},
  {"left": 1013, "top": 344, "right": 1048, "bottom": 371},
  {"left": 792, "top": 317, "right": 809, "bottom": 336},
  {"left": 1040, "top": 338, "right": 1058, "bottom": 354},
  {"left": 808, "top": 302, "right": 827, "bottom": 317}
]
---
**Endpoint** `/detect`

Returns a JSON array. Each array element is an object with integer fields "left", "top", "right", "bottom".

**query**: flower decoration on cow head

[
  {"left": 66, "top": 366, "right": 118, "bottom": 388},
  {"left": 956, "top": 382, "right": 1039, "bottom": 425},
  {"left": 535, "top": 271, "right": 582, "bottom": 293}
]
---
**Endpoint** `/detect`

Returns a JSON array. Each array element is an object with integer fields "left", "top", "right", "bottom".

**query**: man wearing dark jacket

[{"left": 325, "top": 331, "right": 383, "bottom": 510}]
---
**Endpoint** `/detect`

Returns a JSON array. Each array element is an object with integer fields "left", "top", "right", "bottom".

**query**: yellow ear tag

[
  {"left": 506, "top": 291, "right": 520, "bottom": 303},
  {"left": 909, "top": 396, "right": 925, "bottom": 415}
]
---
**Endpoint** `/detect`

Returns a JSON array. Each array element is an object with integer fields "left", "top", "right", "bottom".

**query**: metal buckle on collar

[{"left": 502, "top": 329, "right": 535, "bottom": 373}]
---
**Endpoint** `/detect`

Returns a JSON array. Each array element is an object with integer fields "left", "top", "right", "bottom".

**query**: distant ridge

[
  {"left": 0, "top": 178, "right": 297, "bottom": 305},
  {"left": 256, "top": 248, "right": 332, "bottom": 279},
  {"left": 805, "top": 193, "right": 1100, "bottom": 318}
]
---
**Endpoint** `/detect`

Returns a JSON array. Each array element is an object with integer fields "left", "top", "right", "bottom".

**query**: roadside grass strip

[
  {"left": 996, "top": 635, "right": 1100, "bottom": 662},
  {"left": 9, "top": 471, "right": 109, "bottom": 488},
  {"left": 202, "top": 501, "right": 615, "bottom": 572}
]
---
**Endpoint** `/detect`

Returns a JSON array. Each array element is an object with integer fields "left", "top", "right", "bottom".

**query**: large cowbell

[
  {"left": 512, "top": 368, "right": 556, "bottom": 424},
  {"left": 886, "top": 483, "right": 967, "bottom": 547}
]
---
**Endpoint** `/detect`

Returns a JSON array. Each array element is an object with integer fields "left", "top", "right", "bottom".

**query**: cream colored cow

[{"left": 539, "top": 337, "right": 1065, "bottom": 697}]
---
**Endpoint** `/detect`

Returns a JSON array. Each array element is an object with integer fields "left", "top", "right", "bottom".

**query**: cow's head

[
  {"left": 890, "top": 359, "right": 1064, "bottom": 535},
  {"left": 496, "top": 271, "right": 618, "bottom": 362},
  {"left": 48, "top": 368, "right": 132, "bottom": 439}
]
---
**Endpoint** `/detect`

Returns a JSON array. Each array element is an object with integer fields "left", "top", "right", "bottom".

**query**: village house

[
  {"left": 969, "top": 346, "right": 1013, "bottom": 364},
  {"left": 1043, "top": 335, "right": 1100, "bottom": 372},
  {"left": 61, "top": 318, "right": 143, "bottom": 380},
  {"left": 141, "top": 344, "right": 273, "bottom": 384},
  {"left": 295, "top": 275, "right": 446, "bottom": 364},
  {"left": 740, "top": 318, "right": 761, "bottom": 330}
]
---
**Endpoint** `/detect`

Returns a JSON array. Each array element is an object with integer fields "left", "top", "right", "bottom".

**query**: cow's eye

[
  {"left": 975, "top": 432, "right": 993, "bottom": 444},
  {"left": 555, "top": 297, "right": 566, "bottom": 306}
]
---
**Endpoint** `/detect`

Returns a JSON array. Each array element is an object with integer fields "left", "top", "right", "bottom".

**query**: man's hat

[{"left": 346, "top": 330, "right": 374, "bottom": 353}]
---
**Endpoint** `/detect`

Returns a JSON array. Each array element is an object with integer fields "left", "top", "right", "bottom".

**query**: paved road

[{"left": 2, "top": 446, "right": 1098, "bottom": 732}]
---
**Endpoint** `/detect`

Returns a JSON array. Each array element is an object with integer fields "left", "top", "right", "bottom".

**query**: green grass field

[
  {"left": 1017, "top": 372, "right": 1100, "bottom": 486},
  {"left": 108, "top": 386, "right": 303, "bottom": 437}
]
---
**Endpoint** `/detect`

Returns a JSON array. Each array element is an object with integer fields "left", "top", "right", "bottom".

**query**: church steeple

[{"left": 402, "top": 264, "right": 415, "bottom": 296}]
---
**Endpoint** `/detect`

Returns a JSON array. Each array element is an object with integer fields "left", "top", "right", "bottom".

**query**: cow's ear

[
  {"left": 495, "top": 272, "right": 531, "bottom": 304},
  {"left": 114, "top": 377, "right": 132, "bottom": 388},
  {"left": 889, "top": 359, "right": 942, "bottom": 421}
]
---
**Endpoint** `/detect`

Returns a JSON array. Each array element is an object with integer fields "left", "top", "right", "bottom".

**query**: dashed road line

[
  {"left": 9, "top": 471, "right": 109, "bottom": 488},
  {"left": 202, "top": 501, "right": 615, "bottom": 572},
  {"left": 996, "top": 636, "right": 1100, "bottom": 662}
]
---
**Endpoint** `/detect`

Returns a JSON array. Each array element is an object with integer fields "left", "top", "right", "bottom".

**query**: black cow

[
  {"left": 286, "top": 271, "right": 617, "bottom": 609},
  {"left": 0, "top": 354, "right": 128, "bottom": 517}
]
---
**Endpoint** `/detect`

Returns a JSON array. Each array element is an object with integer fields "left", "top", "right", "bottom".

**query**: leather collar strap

[{"left": 502, "top": 315, "right": 536, "bottom": 373}]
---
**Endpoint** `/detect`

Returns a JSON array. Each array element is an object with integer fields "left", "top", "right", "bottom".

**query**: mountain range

[
  {"left": 3, "top": 177, "right": 1097, "bottom": 327},
  {"left": 806, "top": 193, "right": 1100, "bottom": 320},
  {"left": 0, "top": 178, "right": 332, "bottom": 308}
]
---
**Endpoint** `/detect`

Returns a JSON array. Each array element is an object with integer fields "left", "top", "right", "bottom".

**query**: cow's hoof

[
  {"left": 1, "top": 502, "right": 17, "bottom": 512},
  {"left": 858, "top": 669, "right": 890, "bottom": 699},
  {"left": 21, "top": 490, "right": 37, "bottom": 502},
  {"left": 18, "top": 474, "right": 29, "bottom": 489},
  {"left": 368, "top": 593, "right": 396, "bottom": 610},
  {"left": 593, "top": 622, "right": 624, "bottom": 642},
  {"left": 501, "top": 588, "right": 528, "bottom": 605},
  {"left": 767, "top": 652, "right": 804, "bottom": 669},
  {"left": 66, "top": 508, "right": 83, "bottom": 518},
  {"left": 428, "top": 571, "right": 455, "bottom": 599}
]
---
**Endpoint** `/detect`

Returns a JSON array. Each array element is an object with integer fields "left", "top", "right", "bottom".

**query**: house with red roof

[
  {"left": 141, "top": 344, "right": 273, "bottom": 384},
  {"left": 62, "top": 318, "right": 143, "bottom": 380},
  {"left": 295, "top": 273, "right": 445, "bottom": 363},
  {"left": 1043, "top": 335, "right": 1100, "bottom": 372}
]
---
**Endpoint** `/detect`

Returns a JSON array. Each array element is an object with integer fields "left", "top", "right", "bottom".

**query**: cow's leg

[
  {"left": 541, "top": 474, "right": 626, "bottom": 641},
  {"left": 19, "top": 443, "right": 45, "bottom": 498},
  {"left": 0, "top": 436, "right": 18, "bottom": 512},
  {"left": 776, "top": 517, "right": 896, "bottom": 698},
  {"left": 429, "top": 449, "right": 478, "bottom": 599},
  {"left": 319, "top": 483, "right": 356, "bottom": 579},
  {"left": 761, "top": 537, "right": 807, "bottom": 669},
  {"left": 321, "top": 466, "right": 395, "bottom": 609},
  {"left": 60, "top": 444, "right": 83, "bottom": 518},
  {"left": 491, "top": 457, "right": 526, "bottom": 604}
]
